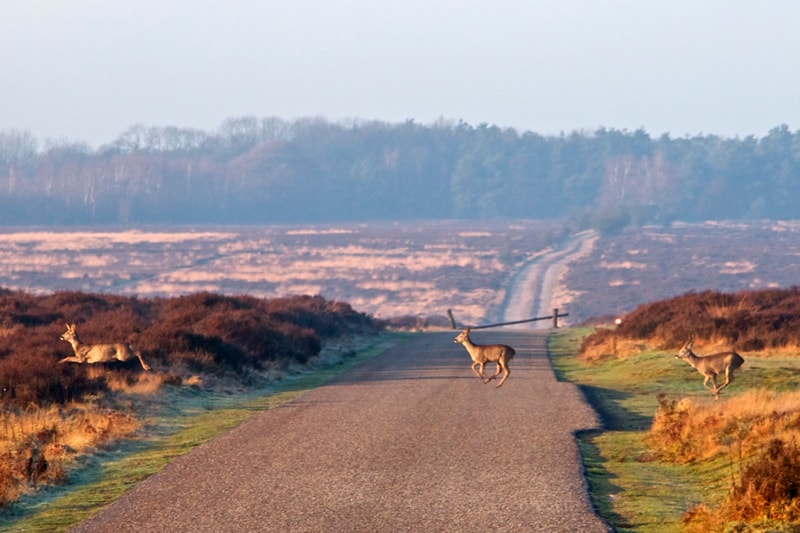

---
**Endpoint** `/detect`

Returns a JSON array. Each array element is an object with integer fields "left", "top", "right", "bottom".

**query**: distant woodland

[{"left": 1, "top": 117, "right": 799, "bottom": 227}]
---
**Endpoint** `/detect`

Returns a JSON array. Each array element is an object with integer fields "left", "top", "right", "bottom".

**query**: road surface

[{"left": 72, "top": 331, "right": 609, "bottom": 533}]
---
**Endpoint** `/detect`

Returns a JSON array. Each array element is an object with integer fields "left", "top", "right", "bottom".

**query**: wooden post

[
  {"left": 447, "top": 309, "right": 457, "bottom": 329},
  {"left": 553, "top": 308, "right": 559, "bottom": 328}
]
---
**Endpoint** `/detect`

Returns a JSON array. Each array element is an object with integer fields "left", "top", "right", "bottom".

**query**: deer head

[
  {"left": 60, "top": 323, "right": 78, "bottom": 343},
  {"left": 454, "top": 328, "right": 470, "bottom": 344},
  {"left": 675, "top": 338, "right": 695, "bottom": 360}
]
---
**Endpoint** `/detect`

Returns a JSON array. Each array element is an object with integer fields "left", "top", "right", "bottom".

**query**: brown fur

[
  {"left": 454, "top": 328, "right": 515, "bottom": 388},
  {"left": 59, "top": 324, "right": 150, "bottom": 371},
  {"left": 675, "top": 339, "right": 744, "bottom": 399}
]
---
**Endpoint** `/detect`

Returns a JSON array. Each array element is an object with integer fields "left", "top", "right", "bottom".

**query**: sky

[{"left": 2, "top": 0, "right": 799, "bottom": 148}]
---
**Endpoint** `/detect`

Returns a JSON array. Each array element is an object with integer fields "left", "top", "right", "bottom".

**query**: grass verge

[
  {"left": 0, "top": 332, "right": 411, "bottom": 532},
  {"left": 549, "top": 327, "right": 800, "bottom": 532}
]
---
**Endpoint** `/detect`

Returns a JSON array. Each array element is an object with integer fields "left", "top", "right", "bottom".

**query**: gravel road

[{"left": 71, "top": 331, "right": 610, "bottom": 533}]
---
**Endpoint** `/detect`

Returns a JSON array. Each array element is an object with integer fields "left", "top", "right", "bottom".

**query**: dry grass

[
  {"left": 0, "top": 369, "right": 184, "bottom": 507},
  {"left": 648, "top": 389, "right": 800, "bottom": 530},
  {"left": 703, "top": 297, "right": 760, "bottom": 320},
  {"left": 0, "top": 398, "right": 140, "bottom": 507},
  {"left": 648, "top": 389, "right": 800, "bottom": 464},
  {"left": 576, "top": 332, "right": 646, "bottom": 363},
  {"left": 102, "top": 369, "right": 168, "bottom": 395}
]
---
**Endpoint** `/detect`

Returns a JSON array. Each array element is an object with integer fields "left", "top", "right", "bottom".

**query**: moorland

[
  {"left": 1, "top": 218, "right": 800, "bottom": 531},
  {"left": 2, "top": 219, "right": 799, "bottom": 326}
]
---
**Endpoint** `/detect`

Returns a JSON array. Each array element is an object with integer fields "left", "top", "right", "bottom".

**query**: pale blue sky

[{"left": 2, "top": 0, "right": 799, "bottom": 147}]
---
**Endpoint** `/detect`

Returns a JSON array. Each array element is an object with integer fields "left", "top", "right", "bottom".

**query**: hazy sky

[{"left": 2, "top": 0, "right": 799, "bottom": 147}]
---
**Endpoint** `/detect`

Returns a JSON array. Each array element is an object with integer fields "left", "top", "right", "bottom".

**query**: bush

[
  {"left": 724, "top": 438, "right": 800, "bottom": 521},
  {"left": 0, "top": 288, "right": 381, "bottom": 406},
  {"left": 685, "top": 439, "right": 800, "bottom": 531},
  {"left": 580, "top": 288, "right": 800, "bottom": 358}
]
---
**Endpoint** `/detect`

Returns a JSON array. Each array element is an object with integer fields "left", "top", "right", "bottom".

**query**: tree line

[{"left": 1, "top": 117, "right": 799, "bottom": 228}]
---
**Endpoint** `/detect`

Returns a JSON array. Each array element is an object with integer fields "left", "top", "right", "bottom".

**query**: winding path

[
  {"left": 498, "top": 231, "right": 597, "bottom": 328},
  {"left": 72, "top": 331, "right": 608, "bottom": 532}
]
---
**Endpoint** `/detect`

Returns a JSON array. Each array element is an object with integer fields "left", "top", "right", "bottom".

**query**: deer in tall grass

[
  {"left": 59, "top": 323, "right": 150, "bottom": 371},
  {"left": 454, "top": 328, "right": 515, "bottom": 388},
  {"left": 675, "top": 338, "right": 744, "bottom": 399}
]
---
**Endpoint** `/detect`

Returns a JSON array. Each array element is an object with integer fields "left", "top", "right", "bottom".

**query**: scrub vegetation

[
  {"left": 0, "top": 288, "right": 381, "bottom": 510},
  {"left": 553, "top": 288, "right": 800, "bottom": 532}
]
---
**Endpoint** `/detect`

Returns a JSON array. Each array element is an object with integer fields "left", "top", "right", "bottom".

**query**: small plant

[
  {"left": 683, "top": 439, "right": 800, "bottom": 531},
  {"left": 646, "top": 394, "right": 692, "bottom": 460}
]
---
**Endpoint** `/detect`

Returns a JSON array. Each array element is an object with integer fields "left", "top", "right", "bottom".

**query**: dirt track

[
  {"left": 71, "top": 331, "right": 608, "bottom": 533},
  {"left": 499, "top": 232, "right": 597, "bottom": 328}
]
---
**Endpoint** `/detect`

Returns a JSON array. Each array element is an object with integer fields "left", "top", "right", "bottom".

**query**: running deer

[
  {"left": 675, "top": 339, "right": 744, "bottom": 399},
  {"left": 454, "top": 328, "right": 515, "bottom": 388},
  {"left": 59, "top": 323, "right": 150, "bottom": 371}
]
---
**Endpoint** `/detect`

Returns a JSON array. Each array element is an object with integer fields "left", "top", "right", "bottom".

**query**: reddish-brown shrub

[
  {"left": 581, "top": 288, "right": 800, "bottom": 357},
  {"left": 715, "top": 438, "right": 800, "bottom": 524},
  {"left": 0, "top": 288, "right": 380, "bottom": 406},
  {"left": 0, "top": 352, "right": 107, "bottom": 406}
]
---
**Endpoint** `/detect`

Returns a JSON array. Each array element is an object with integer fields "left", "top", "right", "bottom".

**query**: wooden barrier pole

[
  {"left": 450, "top": 311, "right": 569, "bottom": 330},
  {"left": 447, "top": 309, "right": 457, "bottom": 329}
]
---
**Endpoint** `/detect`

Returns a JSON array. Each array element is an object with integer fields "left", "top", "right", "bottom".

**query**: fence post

[{"left": 553, "top": 308, "right": 559, "bottom": 328}]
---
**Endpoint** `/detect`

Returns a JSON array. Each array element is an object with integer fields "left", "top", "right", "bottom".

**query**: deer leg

[
  {"left": 495, "top": 362, "right": 510, "bottom": 388},
  {"left": 134, "top": 352, "right": 151, "bottom": 371},
  {"left": 484, "top": 362, "right": 502, "bottom": 384},
  {"left": 714, "top": 370, "right": 734, "bottom": 395},
  {"left": 706, "top": 375, "right": 721, "bottom": 399},
  {"left": 471, "top": 362, "right": 485, "bottom": 381},
  {"left": 58, "top": 356, "right": 83, "bottom": 364}
]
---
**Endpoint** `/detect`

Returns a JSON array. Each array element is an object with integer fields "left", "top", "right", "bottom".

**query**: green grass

[
  {"left": 549, "top": 328, "right": 798, "bottom": 532},
  {"left": 1, "top": 332, "right": 412, "bottom": 532}
]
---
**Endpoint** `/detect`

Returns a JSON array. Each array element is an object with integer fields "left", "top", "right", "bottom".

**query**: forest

[{"left": 1, "top": 117, "right": 799, "bottom": 227}]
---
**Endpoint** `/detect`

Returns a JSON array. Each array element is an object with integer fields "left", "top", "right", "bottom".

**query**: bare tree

[{"left": 0, "top": 129, "right": 38, "bottom": 194}]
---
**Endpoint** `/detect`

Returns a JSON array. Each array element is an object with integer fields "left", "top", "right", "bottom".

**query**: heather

[
  {"left": 571, "top": 288, "right": 800, "bottom": 531},
  {"left": 0, "top": 288, "right": 380, "bottom": 507},
  {"left": 580, "top": 287, "right": 800, "bottom": 360}
]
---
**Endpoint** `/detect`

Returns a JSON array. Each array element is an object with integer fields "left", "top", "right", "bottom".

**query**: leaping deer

[
  {"left": 59, "top": 323, "right": 150, "bottom": 371},
  {"left": 675, "top": 338, "right": 744, "bottom": 399},
  {"left": 454, "top": 328, "right": 515, "bottom": 388}
]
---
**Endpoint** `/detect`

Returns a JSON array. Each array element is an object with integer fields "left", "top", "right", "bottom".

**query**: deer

[
  {"left": 59, "top": 323, "right": 150, "bottom": 371},
  {"left": 453, "top": 328, "right": 515, "bottom": 388},
  {"left": 674, "top": 338, "right": 744, "bottom": 399}
]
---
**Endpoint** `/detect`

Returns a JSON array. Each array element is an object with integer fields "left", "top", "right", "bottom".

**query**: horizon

[{"left": 6, "top": 116, "right": 796, "bottom": 153}]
